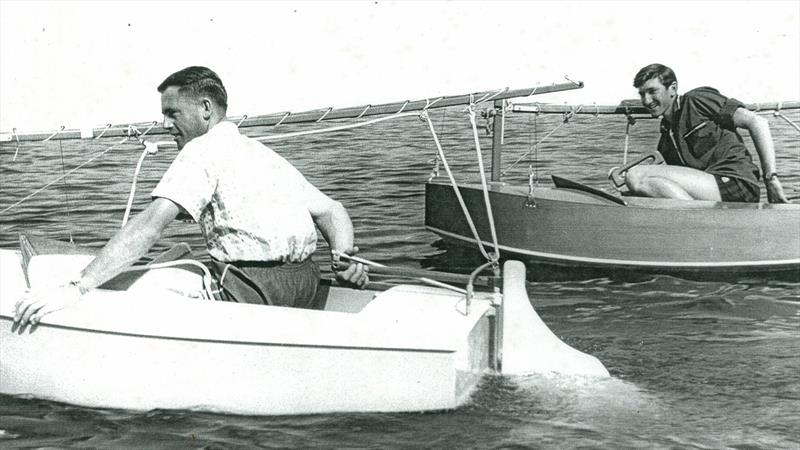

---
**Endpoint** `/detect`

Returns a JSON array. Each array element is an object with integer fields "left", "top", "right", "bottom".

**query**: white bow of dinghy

[{"left": 499, "top": 260, "right": 609, "bottom": 377}]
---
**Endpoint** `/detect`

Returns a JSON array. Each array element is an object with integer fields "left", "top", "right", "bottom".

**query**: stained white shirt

[{"left": 151, "top": 121, "right": 318, "bottom": 262}]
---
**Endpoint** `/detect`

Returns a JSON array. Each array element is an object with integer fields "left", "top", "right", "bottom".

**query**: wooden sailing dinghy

[
  {"left": 425, "top": 179, "right": 800, "bottom": 275},
  {"left": 424, "top": 100, "right": 800, "bottom": 277}
]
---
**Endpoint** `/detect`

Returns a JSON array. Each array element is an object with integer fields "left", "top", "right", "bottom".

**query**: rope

[
  {"left": 774, "top": 110, "right": 800, "bottom": 133},
  {"left": 396, "top": 100, "right": 410, "bottom": 114},
  {"left": 94, "top": 124, "right": 112, "bottom": 140},
  {"left": 622, "top": 109, "right": 636, "bottom": 165},
  {"left": 42, "top": 126, "right": 65, "bottom": 142},
  {"left": 122, "top": 142, "right": 160, "bottom": 227},
  {"left": 500, "top": 99, "right": 506, "bottom": 145},
  {"left": 315, "top": 108, "right": 332, "bottom": 123},
  {"left": 2, "top": 123, "right": 160, "bottom": 216},
  {"left": 473, "top": 87, "right": 509, "bottom": 105},
  {"left": 126, "top": 259, "right": 216, "bottom": 300},
  {"left": 466, "top": 105, "right": 501, "bottom": 263},
  {"left": 526, "top": 111, "right": 539, "bottom": 207},
  {"left": 12, "top": 128, "right": 20, "bottom": 161},
  {"left": 425, "top": 97, "right": 444, "bottom": 110},
  {"left": 256, "top": 111, "right": 419, "bottom": 142},
  {"left": 502, "top": 105, "right": 582, "bottom": 176},
  {"left": 357, "top": 105, "right": 372, "bottom": 119},
  {"left": 275, "top": 112, "right": 291, "bottom": 127},
  {"left": 421, "top": 111, "right": 494, "bottom": 263},
  {"left": 1, "top": 135, "right": 130, "bottom": 215},
  {"left": 57, "top": 140, "right": 74, "bottom": 243}
]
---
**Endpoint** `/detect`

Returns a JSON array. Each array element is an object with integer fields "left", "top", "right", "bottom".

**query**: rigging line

[
  {"left": 466, "top": 105, "right": 501, "bottom": 262},
  {"left": 255, "top": 111, "right": 419, "bottom": 142},
  {"left": 12, "top": 128, "right": 20, "bottom": 161},
  {"left": 422, "top": 111, "right": 493, "bottom": 263},
  {"left": 122, "top": 142, "right": 159, "bottom": 227},
  {"left": 473, "top": 87, "right": 509, "bottom": 105},
  {"left": 42, "top": 125, "right": 65, "bottom": 142},
  {"left": 57, "top": 140, "right": 74, "bottom": 243},
  {"left": 427, "top": 105, "right": 448, "bottom": 181},
  {"left": 501, "top": 113, "right": 571, "bottom": 177},
  {"left": 94, "top": 124, "right": 112, "bottom": 140},
  {"left": 0, "top": 135, "right": 130, "bottom": 215},
  {"left": 774, "top": 110, "right": 800, "bottom": 133},
  {"left": 622, "top": 109, "right": 635, "bottom": 165}
]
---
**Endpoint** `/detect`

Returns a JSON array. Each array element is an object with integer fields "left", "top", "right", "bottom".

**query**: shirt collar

[{"left": 660, "top": 95, "right": 682, "bottom": 132}]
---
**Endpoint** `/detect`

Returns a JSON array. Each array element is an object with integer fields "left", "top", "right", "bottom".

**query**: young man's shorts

[{"left": 714, "top": 175, "right": 760, "bottom": 203}]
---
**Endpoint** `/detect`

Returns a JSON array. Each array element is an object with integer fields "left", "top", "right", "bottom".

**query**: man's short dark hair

[
  {"left": 158, "top": 66, "right": 228, "bottom": 110},
  {"left": 633, "top": 64, "right": 677, "bottom": 89}
]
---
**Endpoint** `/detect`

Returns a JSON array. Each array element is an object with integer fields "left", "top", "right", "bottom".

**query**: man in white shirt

[{"left": 15, "top": 66, "right": 368, "bottom": 325}]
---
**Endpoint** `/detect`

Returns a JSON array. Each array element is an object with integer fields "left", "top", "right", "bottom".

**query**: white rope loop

[{"left": 128, "top": 259, "right": 216, "bottom": 300}]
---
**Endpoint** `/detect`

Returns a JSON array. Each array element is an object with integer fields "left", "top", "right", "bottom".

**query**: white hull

[
  {"left": 0, "top": 248, "right": 497, "bottom": 415},
  {"left": 0, "top": 244, "right": 608, "bottom": 415}
]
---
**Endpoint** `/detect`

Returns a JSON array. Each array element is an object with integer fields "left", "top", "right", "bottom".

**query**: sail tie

[{"left": 94, "top": 123, "right": 113, "bottom": 140}]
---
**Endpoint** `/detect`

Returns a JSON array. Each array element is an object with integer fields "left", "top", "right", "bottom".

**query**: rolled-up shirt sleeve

[
  {"left": 151, "top": 146, "right": 216, "bottom": 221},
  {"left": 685, "top": 87, "right": 744, "bottom": 130}
]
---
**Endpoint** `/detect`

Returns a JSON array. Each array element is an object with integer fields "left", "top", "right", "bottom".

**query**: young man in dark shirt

[{"left": 625, "top": 63, "right": 788, "bottom": 203}]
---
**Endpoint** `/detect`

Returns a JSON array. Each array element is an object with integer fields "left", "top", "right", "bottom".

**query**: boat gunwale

[
  {"left": 427, "top": 225, "right": 800, "bottom": 271},
  {"left": 431, "top": 179, "right": 800, "bottom": 211}
]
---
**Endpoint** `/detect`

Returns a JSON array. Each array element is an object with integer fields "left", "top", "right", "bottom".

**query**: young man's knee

[{"left": 624, "top": 166, "right": 647, "bottom": 192}]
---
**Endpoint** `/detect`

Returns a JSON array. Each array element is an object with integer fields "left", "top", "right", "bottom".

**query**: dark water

[{"left": 1, "top": 106, "right": 799, "bottom": 449}]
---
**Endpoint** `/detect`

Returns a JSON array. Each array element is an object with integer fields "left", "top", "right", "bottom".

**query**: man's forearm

[
  {"left": 79, "top": 199, "right": 178, "bottom": 290},
  {"left": 749, "top": 119, "right": 778, "bottom": 175},
  {"left": 313, "top": 201, "right": 355, "bottom": 255}
]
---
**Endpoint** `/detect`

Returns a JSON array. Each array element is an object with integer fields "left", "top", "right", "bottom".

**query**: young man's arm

[
  {"left": 732, "top": 107, "right": 788, "bottom": 203},
  {"left": 14, "top": 197, "right": 180, "bottom": 326}
]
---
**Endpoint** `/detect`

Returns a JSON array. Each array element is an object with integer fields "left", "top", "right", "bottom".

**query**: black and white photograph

[{"left": 1, "top": 1, "right": 798, "bottom": 448}]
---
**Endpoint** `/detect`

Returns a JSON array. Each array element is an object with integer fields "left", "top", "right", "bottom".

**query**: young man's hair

[
  {"left": 158, "top": 66, "right": 228, "bottom": 110},
  {"left": 633, "top": 63, "right": 677, "bottom": 89}
]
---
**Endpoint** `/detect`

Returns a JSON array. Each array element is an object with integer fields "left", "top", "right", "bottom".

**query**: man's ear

[
  {"left": 668, "top": 81, "right": 678, "bottom": 97},
  {"left": 200, "top": 99, "right": 213, "bottom": 120}
]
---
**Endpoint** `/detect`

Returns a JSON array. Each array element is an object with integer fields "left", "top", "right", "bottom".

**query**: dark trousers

[{"left": 208, "top": 258, "right": 322, "bottom": 309}]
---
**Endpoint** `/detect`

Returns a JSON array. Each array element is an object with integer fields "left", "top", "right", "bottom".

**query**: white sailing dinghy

[{"left": 0, "top": 83, "right": 608, "bottom": 416}]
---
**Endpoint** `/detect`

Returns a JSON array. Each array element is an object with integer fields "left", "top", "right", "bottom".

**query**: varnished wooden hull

[{"left": 425, "top": 180, "right": 800, "bottom": 275}]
